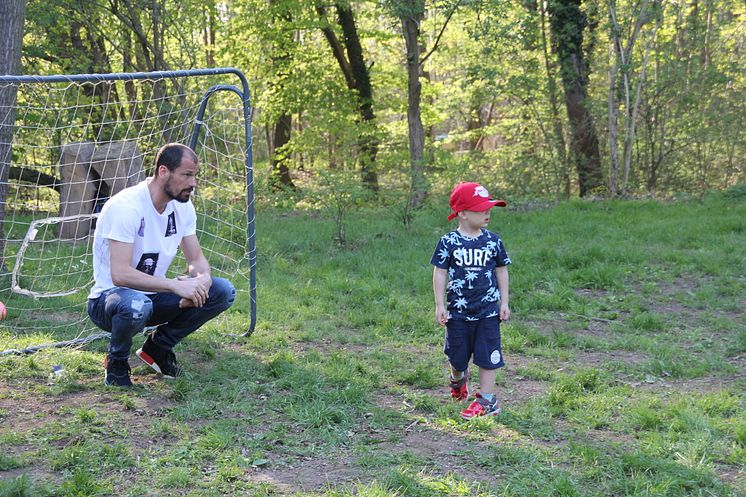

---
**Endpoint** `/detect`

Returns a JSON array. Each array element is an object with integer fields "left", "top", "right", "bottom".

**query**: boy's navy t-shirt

[{"left": 430, "top": 228, "right": 511, "bottom": 321}]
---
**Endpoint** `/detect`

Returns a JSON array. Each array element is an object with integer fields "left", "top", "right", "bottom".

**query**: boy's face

[{"left": 458, "top": 208, "right": 492, "bottom": 229}]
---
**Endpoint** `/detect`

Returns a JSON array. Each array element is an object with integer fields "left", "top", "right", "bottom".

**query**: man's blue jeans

[{"left": 88, "top": 277, "right": 236, "bottom": 360}]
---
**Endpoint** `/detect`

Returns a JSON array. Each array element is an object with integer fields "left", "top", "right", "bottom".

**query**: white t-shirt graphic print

[{"left": 88, "top": 179, "right": 197, "bottom": 299}]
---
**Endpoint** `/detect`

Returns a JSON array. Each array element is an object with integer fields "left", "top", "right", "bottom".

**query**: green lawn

[{"left": 1, "top": 191, "right": 744, "bottom": 496}]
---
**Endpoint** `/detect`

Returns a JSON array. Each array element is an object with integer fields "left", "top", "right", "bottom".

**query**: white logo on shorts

[{"left": 490, "top": 350, "right": 501, "bottom": 364}]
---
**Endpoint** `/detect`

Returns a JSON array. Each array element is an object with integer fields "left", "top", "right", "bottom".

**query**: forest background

[{"left": 2, "top": 0, "right": 743, "bottom": 205}]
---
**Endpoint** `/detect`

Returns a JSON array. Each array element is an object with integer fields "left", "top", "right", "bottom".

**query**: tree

[
  {"left": 537, "top": 0, "right": 571, "bottom": 198},
  {"left": 388, "top": 0, "right": 461, "bottom": 209},
  {"left": 0, "top": 0, "right": 28, "bottom": 269},
  {"left": 268, "top": 0, "right": 297, "bottom": 190},
  {"left": 400, "top": 0, "right": 427, "bottom": 208},
  {"left": 607, "top": 0, "right": 662, "bottom": 196},
  {"left": 548, "top": 0, "right": 604, "bottom": 196},
  {"left": 317, "top": 1, "right": 380, "bottom": 192}
]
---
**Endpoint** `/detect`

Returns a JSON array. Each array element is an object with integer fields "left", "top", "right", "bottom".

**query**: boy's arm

[
  {"left": 496, "top": 265, "right": 510, "bottom": 322},
  {"left": 433, "top": 267, "right": 448, "bottom": 326}
]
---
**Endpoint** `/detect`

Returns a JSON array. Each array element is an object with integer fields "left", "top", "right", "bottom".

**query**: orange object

[{"left": 0, "top": 301, "right": 6, "bottom": 320}]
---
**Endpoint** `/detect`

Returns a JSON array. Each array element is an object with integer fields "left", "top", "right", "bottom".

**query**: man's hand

[{"left": 175, "top": 274, "right": 211, "bottom": 307}]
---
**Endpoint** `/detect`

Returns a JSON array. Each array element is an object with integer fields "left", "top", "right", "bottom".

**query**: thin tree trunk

[
  {"left": 316, "top": 3, "right": 379, "bottom": 192},
  {"left": 403, "top": 14, "right": 427, "bottom": 208},
  {"left": 702, "top": 0, "right": 712, "bottom": 68},
  {"left": 204, "top": 0, "right": 217, "bottom": 67},
  {"left": 608, "top": 37, "right": 620, "bottom": 195},
  {"left": 540, "top": 0, "right": 570, "bottom": 198},
  {"left": 621, "top": 13, "right": 661, "bottom": 195},
  {"left": 122, "top": 28, "right": 142, "bottom": 122},
  {"left": 0, "top": 0, "right": 27, "bottom": 268}
]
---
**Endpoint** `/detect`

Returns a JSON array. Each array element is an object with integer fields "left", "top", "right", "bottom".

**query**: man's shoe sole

[{"left": 135, "top": 348, "right": 177, "bottom": 379}]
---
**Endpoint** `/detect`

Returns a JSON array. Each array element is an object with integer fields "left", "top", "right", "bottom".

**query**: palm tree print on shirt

[
  {"left": 481, "top": 287, "right": 500, "bottom": 302},
  {"left": 449, "top": 278, "right": 466, "bottom": 296},
  {"left": 443, "top": 232, "right": 462, "bottom": 246},
  {"left": 453, "top": 297, "right": 468, "bottom": 312},
  {"left": 485, "top": 240, "right": 497, "bottom": 256},
  {"left": 437, "top": 248, "right": 450, "bottom": 264},
  {"left": 465, "top": 271, "right": 479, "bottom": 289}
]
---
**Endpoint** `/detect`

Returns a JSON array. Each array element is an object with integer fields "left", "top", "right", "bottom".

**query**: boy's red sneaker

[
  {"left": 460, "top": 392, "right": 501, "bottom": 420},
  {"left": 449, "top": 371, "right": 469, "bottom": 401}
]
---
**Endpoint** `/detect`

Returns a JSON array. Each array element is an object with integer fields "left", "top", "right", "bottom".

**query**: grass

[{"left": 0, "top": 191, "right": 745, "bottom": 496}]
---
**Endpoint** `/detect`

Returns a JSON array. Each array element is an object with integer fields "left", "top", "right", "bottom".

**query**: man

[{"left": 88, "top": 143, "right": 235, "bottom": 387}]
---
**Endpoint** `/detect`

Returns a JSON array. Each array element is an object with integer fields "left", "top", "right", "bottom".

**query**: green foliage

[
  {"left": 306, "top": 170, "right": 374, "bottom": 245},
  {"left": 16, "top": 0, "right": 743, "bottom": 201},
  {"left": 0, "top": 453, "right": 24, "bottom": 471},
  {"left": 0, "top": 476, "right": 53, "bottom": 497}
]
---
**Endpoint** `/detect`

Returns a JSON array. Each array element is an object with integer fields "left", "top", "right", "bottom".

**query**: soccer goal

[{"left": 0, "top": 68, "right": 256, "bottom": 355}]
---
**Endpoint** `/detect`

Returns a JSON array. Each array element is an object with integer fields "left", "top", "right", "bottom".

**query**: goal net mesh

[{"left": 0, "top": 71, "right": 253, "bottom": 354}]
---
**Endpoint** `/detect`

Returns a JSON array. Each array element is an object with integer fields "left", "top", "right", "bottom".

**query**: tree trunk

[
  {"left": 539, "top": 0, "right": 570, "bottom": 198},
  {"left": 548, "top": 0, "right": 604, "bottom": 196},
  {"left": 317, "top": 3, "right": 380, "bottom": 192},
  {"left": 402, "top": 13, "right": 427, "bottom": 208},
  {"left": 270, "top": 113, "right": 296, "bottom": 190},
  {"left": 204, "top": 0, "right": 217, "bottom": 67},
  {"left": 621, "top": 16, "right": 660, "bottom": 196},
  {"left": 268, "top": 0, "right": 296, "bottom": 191},
  {"left": 122, "top": 28, "right": 142, "bottom": 122},
  {"left": 0, "top": 0, "right": 27, "bottom": 269},
  {"left": 336, "top": 4, "right": 379, "bottom": 192}
]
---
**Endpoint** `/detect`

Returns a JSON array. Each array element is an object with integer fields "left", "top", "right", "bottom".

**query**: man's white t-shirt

[{"left": 88, "top": 179, "right": 197, "bottom": 299}]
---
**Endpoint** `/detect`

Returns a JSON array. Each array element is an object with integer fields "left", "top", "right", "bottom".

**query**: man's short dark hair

[{"left": 154, "top": 143, "right": 198, "bottom": 174}]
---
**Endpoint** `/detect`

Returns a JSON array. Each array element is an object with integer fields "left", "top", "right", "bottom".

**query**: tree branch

[
  {"left": 315, "top": 3, "right": 355, "bottom": 89},
  {"left": 420, "top": 0, "right": 462, "bottom": 66}
]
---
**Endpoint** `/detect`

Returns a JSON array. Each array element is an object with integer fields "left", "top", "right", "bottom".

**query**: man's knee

[
  {"left": 210, "top": 277, "right": 236, "bottom": 310},
  {"left": 106, "top": 290, "right": 153, "bottom": 325}
]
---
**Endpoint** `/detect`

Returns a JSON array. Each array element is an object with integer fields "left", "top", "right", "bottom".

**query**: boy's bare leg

[
  {"left": 450, "top": 364, "right": 465, "bottom": 379},
  {"left": 478, "top": 367, "right": 497, "bottom": 396}
]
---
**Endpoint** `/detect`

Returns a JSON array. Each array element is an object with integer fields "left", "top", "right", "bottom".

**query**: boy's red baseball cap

[{"left": 448, "top": 182, "right": 507, "bottom": 220}]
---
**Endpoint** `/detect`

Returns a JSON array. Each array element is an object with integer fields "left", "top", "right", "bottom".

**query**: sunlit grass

[{"left": 1, "top": 193, "right": 744, "bottom": 496}]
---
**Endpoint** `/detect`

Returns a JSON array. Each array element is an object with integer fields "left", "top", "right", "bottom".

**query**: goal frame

[{"left": 0, "top": 68, "right": 257, "bottom": 337}]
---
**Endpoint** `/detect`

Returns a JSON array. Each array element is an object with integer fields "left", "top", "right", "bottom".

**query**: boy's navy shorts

[{"left": 444, "top": 317, "right": 504, "bottom": 372}]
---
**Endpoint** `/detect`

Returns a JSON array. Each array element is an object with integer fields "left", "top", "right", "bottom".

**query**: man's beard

[{"left": 165, "top": 184, "right": 192, "bottom": 203}]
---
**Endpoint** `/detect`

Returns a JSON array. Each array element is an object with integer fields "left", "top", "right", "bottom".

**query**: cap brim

[
  {"left": 470, "top": 199, "right": 508, "bottom": 212},
  {"left": 448, "top": 199, "right": 507, "bottom": 220}
]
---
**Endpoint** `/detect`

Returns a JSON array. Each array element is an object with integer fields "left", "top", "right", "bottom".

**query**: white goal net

[{"left": 0, "top": 69, "right": 255, "bottom": 354}]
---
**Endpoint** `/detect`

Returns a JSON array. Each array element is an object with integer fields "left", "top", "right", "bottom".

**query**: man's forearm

[{"left": 111, "top": 265, "right": 177, "bottom": 293}]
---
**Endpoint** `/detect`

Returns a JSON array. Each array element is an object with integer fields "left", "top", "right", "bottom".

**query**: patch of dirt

[
  {"left": 251, "top": 408, "right": 526, "bottom": 493},
  {"left": 628, "top": 372, "right": 746, "bottom": 395},
  {"left": 250, "top": 449, "right": 366, "bottom": 494},
  {"left": 572, "top": 350, "right": 648, "bottom": 368},
  {"left": 0, "top": 371, "right": 178, "bottom": 482}
]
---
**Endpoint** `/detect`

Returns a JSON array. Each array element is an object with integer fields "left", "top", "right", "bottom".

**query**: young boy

[{"left": 430, "top": 182, "right": 511, "bottom": 419}]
